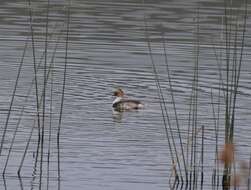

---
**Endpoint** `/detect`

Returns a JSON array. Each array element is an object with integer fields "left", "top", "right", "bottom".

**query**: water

[{"left": 0, "top": 0, "right": 251, "bottom": 189}]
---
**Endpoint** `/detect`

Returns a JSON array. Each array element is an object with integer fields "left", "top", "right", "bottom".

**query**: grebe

[{"left": 112, "top": 88, "right": 144, "bottom": 111}]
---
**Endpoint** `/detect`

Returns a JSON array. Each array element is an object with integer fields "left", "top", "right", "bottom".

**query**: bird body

[{"left": 112, "top": 89, "right": 143, "bottom": 112}]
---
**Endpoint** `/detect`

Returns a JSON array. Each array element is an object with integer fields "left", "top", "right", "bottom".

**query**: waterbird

[{"left": 112, "top": 88, "right": 144, "bottom": 112}]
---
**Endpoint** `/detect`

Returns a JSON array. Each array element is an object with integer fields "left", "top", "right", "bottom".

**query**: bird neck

[{"left": 113, "top": 96, "right": 122, "bottom": 105}]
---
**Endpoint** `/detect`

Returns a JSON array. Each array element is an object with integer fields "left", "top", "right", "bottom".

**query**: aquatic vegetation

[
  {"left": 0, "top": 0, "right": 249, "bottom": 189},
  {"left": 0, "top": 0, "right": 71, "bottom": 189},
  {"left": 144, "top": 0, "right": 249, "bottom": 189},
  {"left": 218, "top": 143, "right": 235, "bottom": 166}
]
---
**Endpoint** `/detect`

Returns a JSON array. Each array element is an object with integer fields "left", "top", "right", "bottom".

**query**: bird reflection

[{"left": 112, "top": 109, "right": 123, "bottom": 123}]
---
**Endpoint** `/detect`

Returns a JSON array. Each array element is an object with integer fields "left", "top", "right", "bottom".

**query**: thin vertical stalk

[
  {"left": 228, "top": 19, "right": 238, "bottom": 114},
  {"left": 18, "top": 175, "right": 24, "bottom": 190},
  {"left": 222, "top": 1, "right": 247, "bottom": 189},
  {"left": 229, "top": 0, "right": 247, "bottom": 142},
  {"left": 142, "top": 0, "right": 182, "bottom": 182},
  {"left": 248, "top": 153, "right": 251, "bottom": 189},
  {"left": 190, "top": 6, "right": 200, "bottom": 189},
  {"left": 1, "top": 37, "right": 28, "bottom": 175},
  {"left": 47, "top": 51, "right": 54, "bottom": 190},
  {"left": 222, "top": 1, "right": 231, "bottom": 189},
  {"left": 18, "top": 29, "right": 63, "bottom": 175},
  {"left": 186, "top": 87, "right": 194, "bottom": 180},
  {"left": 223, "top": 0, "right": 230, "bottom": 145},
  {"left": 27, "top": 0, "right": 42, "bottom": 177},
  {"left": 39, "top": 0, "right": 50, "bottom": 188},
  {"left": 57, "top": 2, "right": 71, "bottom": 189},
  {"left": 216, "top": 86, "right": 221, "bottom": 190},
  {"left": 0, "top": 40, "right": 29, "bottom": 159},
  {"left": 3, "top": 175, "right": 7, "bottom": 190},
  {"left": 211, "top": 38, "right": 226, "bottom": 100},
  {"left": 211, "top": 89, "right": 217, "bottom": 159},
  {"left": 200, "top": 125, "right": 204, "bottom": 190},
  {"left": 17, "top": 118, "right": 36, "bottom": 176},
  {"left": 211, "top": 86, "right": 221, "bottom": 190},
  {"left": 162, "top": 34, "right": 188, "bottom": 181}
]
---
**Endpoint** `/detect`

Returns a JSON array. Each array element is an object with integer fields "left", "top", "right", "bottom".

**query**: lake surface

[{"left": 0, "top": 0, "right": 250, "bottom": 189}]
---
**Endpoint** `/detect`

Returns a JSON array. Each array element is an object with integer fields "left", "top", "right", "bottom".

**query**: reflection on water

[
  {"left": 112, "top": 110, "right": 123, "bottom": 123},
  {"left": 112, "top": 109, "right": 143, "bottom": 123},
  {"left": 2, "top": 175, "right": 60, "bottom": 190},
  {"left": 0, "top": 0, "right": 250, "bottom": 190}
]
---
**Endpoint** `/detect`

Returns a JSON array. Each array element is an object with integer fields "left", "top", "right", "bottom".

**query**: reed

[
  {"left": 248, "top": 154, "right": 251, "bottom": 189},
  {"left": 57, "top": 2, "right": 71, "bottom": 189},
  {"left": 17, "top": 24, "right": 64, "bottom": 176},
  {"left": 0, "top": 38, "right": 28, "bottom": 159},
  {"left": 1, "top": 0, "right": 249, "bottom": 189},
  {"left": 143, "top": 0, "right": 249, "bottom": 189},
  {"left": 221, "top": 0, "right": 248, "bottom": 189},
  {"left": 191, "top": 7, "right": 200, "bottom": 189},
  {"left": 47, "top": 37, "right": 54, "bottom": 190},
  {"left": 1, "top": 3, "right": 63, "bottom": 179},
  {"left": 162, "top": 33, "right": 188, "bottom": 183},
  {"left": 39, "top": 0, "right": 50, "bottom": 188},
  {"left": 1, "top": 38, "right": 29, "bottom": 175},
  {"left": 15, "top": 1, "right": 70, "bottom": 188},
  {"left": 2, "top": 175, "right": 6, "bottom": 190},
  {"left": 26, "top": 0, "right": 42, "bottom": 180},
  {"left": 18, "top": 175, "right": 24, "bottom": 190},
  {"left": 200, "top": 125, "right": 204, "bottom": 190},
  {"left": 210, "top": 88, "right": 221, "bottom": 190},
  {"left": 143, "top": 1, "right": 206, "bottom": 188},
  {"left": 142, "top": 1, "right": 187, "bottom": 185},
  {"left": 143, "top": 14, "right": 186, "bottom": 186}
]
